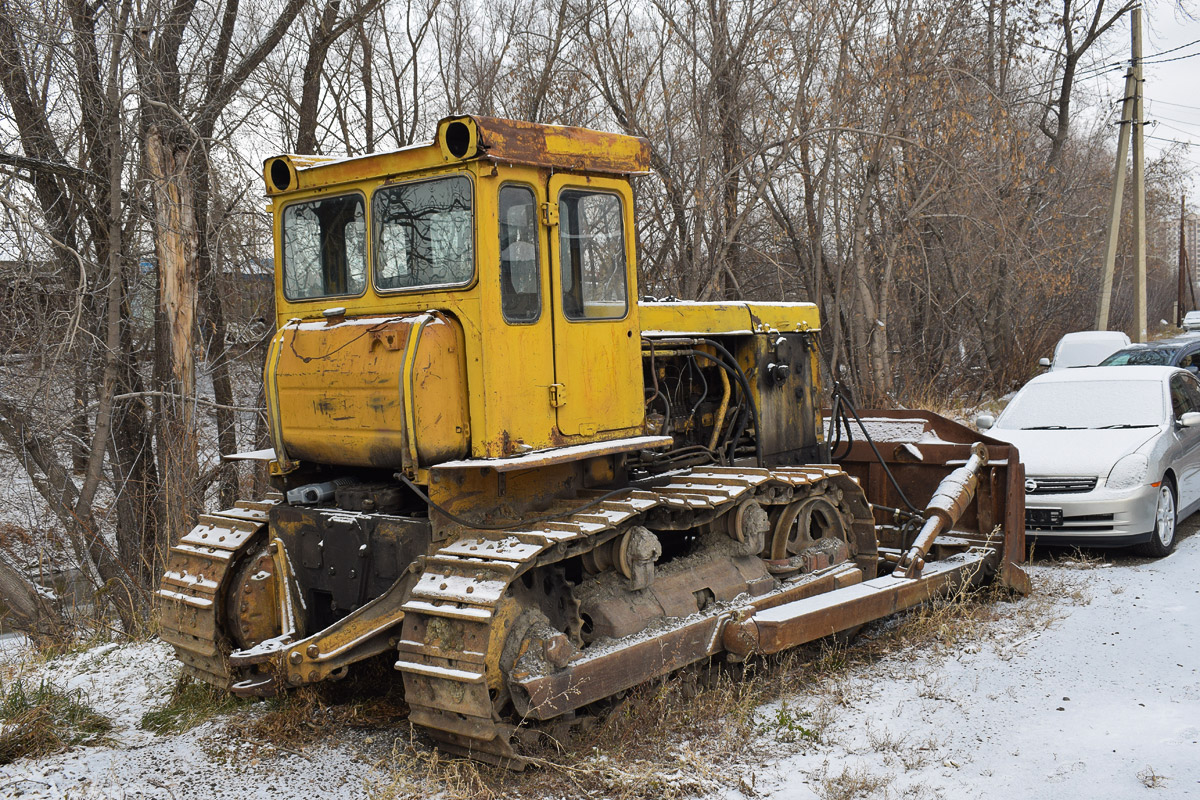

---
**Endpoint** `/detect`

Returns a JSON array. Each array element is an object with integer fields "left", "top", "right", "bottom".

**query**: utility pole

[
  {"left": 1179, "top": 195, "right": 1188, "bottom": 326},
  {"left": 1132, "top": 5, "right": 1147, "bottom": 342},
  {"left": 1097, "top": 70, "right": 1135, "bottom": 330},
  {"left": 1097, "top": 5, "right": 1147, "bottom": 339}
]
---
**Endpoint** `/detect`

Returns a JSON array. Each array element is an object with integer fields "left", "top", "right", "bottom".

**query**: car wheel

[{"left": 1138, "top": 480, "right": 1177, "bottom": 558}]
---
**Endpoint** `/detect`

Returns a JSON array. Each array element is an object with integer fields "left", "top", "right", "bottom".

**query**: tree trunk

[{"left": 146, "top": 125, "right": 201, "bottom": 550}]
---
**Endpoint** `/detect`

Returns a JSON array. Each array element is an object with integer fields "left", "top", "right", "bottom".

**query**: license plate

[{"left": 1026, "top": 508, "right": 1063, "bottom": 527}]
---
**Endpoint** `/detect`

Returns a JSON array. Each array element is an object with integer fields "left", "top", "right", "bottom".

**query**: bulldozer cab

[{"left": 261, "top": 116, "right": 653, "bottom": 470}]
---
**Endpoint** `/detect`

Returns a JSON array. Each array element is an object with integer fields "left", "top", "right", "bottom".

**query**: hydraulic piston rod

[{"left": 897, "top": 442, "right": 989, "bottom": 578}]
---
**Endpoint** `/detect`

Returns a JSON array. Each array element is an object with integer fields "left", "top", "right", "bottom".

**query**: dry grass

[
  {"left": 228, "top": 655, "right": 409, "bottom": 754},
  {"left": 1138, "top": 766, "right": 1168, "bottom": 789},
  {"left": 1038, "top": 547, "right": 1106, "bottom": 570},
  {"left": 811, "top": 762, "right": 892, "bottom": 800},
  {"left": 0, "top": 678, "right": 111, "bottom": 763},
  {"left": 371, "top": 736, "right": 500, "bottom": 800}
]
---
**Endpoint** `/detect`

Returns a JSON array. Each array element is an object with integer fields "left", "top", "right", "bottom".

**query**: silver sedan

[{"left": 977, "top": 365, "right": 1200, "bottom": 557}]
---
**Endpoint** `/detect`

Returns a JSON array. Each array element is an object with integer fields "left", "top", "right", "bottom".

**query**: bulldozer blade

[{"left": 829, "top": 408, "right": 1029, "bottom": 595}]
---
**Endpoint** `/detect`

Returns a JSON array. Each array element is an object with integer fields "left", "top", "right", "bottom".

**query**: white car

[
  {"left": 977, "top": 365, "right": 1200, "bottom": 556},
  {"left": 1039, "top": 330, "right": 1132, "bottom": 370}
]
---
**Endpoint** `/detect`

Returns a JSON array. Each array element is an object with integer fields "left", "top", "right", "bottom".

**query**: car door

[{"left": 1170, "top": 373, "right": 1200, "bottom": 509}]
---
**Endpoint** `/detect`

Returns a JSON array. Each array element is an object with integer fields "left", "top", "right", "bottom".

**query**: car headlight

[{"left": 1106, "top": 454, "right": 1150, "bottom": 490}]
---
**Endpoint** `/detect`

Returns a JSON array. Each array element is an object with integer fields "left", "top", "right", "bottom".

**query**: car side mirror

[
  {"left": 1180, "top": 412, "right": 1200, "bottom": 428},
  {"left": 1038, "top": 357, "right": 1051, "bottom": 368},
  {"left": 976, "top": 414, "right": 995, "bottom": 430}
]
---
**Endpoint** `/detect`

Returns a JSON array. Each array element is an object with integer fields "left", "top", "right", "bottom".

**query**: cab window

[
  {"left": 499, "top": 186, "right": 540, "bottom": 323},
  {"left": 558, "top": 189, "right": 627, "bottom": 320},
  {"left": 281, "top": 194, "right": 366, "bottom": 300},
  {"left": 374, "top": 175, "right": 473, "bottom": 290}
]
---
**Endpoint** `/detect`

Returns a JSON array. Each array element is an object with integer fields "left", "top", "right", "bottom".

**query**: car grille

[
  {"left": 1027, "top": 512, "right": 1114, "bottom": 531},
  {"left": 1026, "top": 476, "right": 1097, "bottom": 494}
]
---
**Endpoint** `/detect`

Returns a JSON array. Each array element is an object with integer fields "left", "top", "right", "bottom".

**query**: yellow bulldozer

[{"left": 159, "top": 116, "right": 1029, "bottom": 768}]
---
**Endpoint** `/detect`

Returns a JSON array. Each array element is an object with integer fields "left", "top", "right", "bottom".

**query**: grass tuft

[
  {"left": 812, "top": 763, "right": 892, "bottom": 800},
  {"left": 761, "top": 700, "right": 820, "bottom": 744},
  {"left": 141, "top": 676, "right": 243, "bottom": 734},
  {"left": 0, "top": 679, "right": 111, "bottom": 763}
]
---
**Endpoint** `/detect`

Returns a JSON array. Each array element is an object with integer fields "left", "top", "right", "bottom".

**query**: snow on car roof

[{"left": 1057, "top": 330, "right": 1131, "bottom": 342}]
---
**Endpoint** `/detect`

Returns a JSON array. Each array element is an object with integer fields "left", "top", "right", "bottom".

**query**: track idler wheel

[
  {"left": 769, "top": 492, "right": 849, "bottom": 560},
  {"left": 224, "top": 544, "right": 283, "bottom": 650}
]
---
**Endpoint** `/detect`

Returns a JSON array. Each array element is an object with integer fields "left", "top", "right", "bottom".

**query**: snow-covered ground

[
  {"left": 734, "top": 527, "right": 1200, "bottom": 800},
  {"left": 1, "top": 523, "right": 1197, "bottom": 799}
]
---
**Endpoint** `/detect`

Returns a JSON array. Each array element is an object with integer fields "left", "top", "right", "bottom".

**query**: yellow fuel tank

[{"left": 265, "top": 311, "right": 469, "bottom": 472}]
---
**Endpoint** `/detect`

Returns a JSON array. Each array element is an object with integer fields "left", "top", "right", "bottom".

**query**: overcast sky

[{"left": 1113, "top": 6, "right": 1200, "bottom": 189}]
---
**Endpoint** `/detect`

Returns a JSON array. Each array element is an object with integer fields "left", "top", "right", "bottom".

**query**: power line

[
  {"left": 1145, "top": 133, "right": 1197, "bottom": 147},
  {"left": 1144, "top": 36, "right": 1200, "bottom": 59},
  {"left": 1072, "top": 39, "right": 1200, "bottom": 87},
  {"left": 1149, "top": 114, "right": 1200, "bottom": 130},
  {"left": 1142, "top": 48, "right": 1200, "bottom": 66},
  {"left": 1153, "top": 121, "right": 1200, "bottom": 140},
  {"left": 1147, "top": 98, "right": 1200, "bottom": 112}
]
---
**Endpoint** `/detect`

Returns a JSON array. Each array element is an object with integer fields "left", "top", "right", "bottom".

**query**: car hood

[{"left": 986, "top": 427, "right": 1162, "bottom": 476}]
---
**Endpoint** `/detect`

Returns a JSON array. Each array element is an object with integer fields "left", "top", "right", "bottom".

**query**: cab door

[{"left": 546, "top": 174, "right": 643, "bottom": 437}]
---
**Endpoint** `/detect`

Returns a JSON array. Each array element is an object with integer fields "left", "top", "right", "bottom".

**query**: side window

[
  {"left": 1181, "top": 351, "right": 1200, "bottom": 373},
  {"left": 1171, "top": 376, "right": 1197, "bottom": 418},
  {"left": 558, "top": 190, "right": 628, "bottom": 320},
  {"left": 498, "top": 186, "right": 540, "bottom": 323},
  {"left": 1182, "top": 374, "right": 1200, "bottom": 414},
  {"left": 281, "top": 194, "right": 366, "bottom": 300}
]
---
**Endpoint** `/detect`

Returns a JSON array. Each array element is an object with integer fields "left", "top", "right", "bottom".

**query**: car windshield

[
  {"left": 996, "top": 379, "right": 1163, "bottom": 430},
  {"left": 1055, "top": 339, "right": 1126, "bottom": 368},
  {"left": 1099, "top": 348, "right": 1176, "bottom": 366}
]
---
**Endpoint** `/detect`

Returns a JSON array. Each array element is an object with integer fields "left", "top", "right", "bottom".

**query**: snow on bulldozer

[{"left": 158, "top": 115, "right": 1029, "bottom": 768}]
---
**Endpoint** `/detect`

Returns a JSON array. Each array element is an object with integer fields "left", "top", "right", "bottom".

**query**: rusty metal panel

[
  {"left": 733, "top": 552, "right": 992, "bottom": 656},
  {"left": 441, "top": 115, "right": 652, "bottom": 175},
  {"left": 515, "top": 564, "right": 859, "bottom": 719},
  {"left": 638, "top": 301, "right": 821, "bottom": 336}
]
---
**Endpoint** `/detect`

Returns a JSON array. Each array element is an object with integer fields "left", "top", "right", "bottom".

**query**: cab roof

[{"left": 262, "top": 115, "right": 652, "bottom": 196}]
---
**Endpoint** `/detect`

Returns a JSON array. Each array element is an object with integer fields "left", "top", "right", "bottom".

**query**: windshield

[
  {"left": 1099, "top": 348, "right": 1176, "bottom": 366},
  {"left": 996, "top": 379, "right": 1164, "bottom": 430},
  {"left": 373, "top": 175, "right": 473, "bottom": 290},
  {"left": 1054, "top": 339, "right": 1125, "bottom": 368}
]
